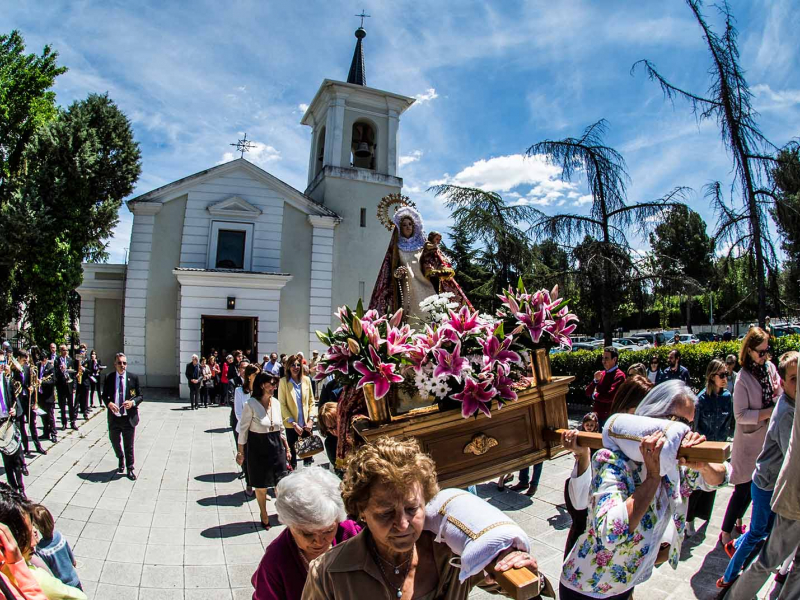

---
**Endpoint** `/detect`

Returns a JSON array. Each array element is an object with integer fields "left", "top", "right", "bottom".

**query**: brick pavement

[{"left": 10, "top": 389, "right": 777, "bottom": 599}]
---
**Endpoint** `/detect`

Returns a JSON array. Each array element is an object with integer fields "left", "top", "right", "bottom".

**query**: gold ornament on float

[{"left": 377, "top": 193, "right": 417, "bottom": 231}]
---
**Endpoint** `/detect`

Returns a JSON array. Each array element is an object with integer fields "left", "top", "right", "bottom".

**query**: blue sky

[{"left": 8, "top": 0, "right": 800, "bottom": 263}]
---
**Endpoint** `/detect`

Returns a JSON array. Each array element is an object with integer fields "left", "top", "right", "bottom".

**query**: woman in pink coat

[{"left": 719, "top": 327, "right": 782, "bottom": 546}]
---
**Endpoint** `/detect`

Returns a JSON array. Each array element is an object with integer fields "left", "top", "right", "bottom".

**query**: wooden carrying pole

[
  {"left": 542, "top": 429, "right": 731, "bottom": 463},
  {"left": 487, "top": 560, "right": 542, "bottom": 600}
]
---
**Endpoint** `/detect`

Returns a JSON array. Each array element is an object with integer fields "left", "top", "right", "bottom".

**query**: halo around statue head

[{"left": 377, "top": 193, "right": 417, "bottom": 231}]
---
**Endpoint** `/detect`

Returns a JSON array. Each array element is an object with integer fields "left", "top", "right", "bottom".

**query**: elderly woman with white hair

[
  {"left": 251, "top": 466, "right": 361, "bottom": 600},
  {"left": 560, "top": 380, "right": 731, "bottom": 599}
]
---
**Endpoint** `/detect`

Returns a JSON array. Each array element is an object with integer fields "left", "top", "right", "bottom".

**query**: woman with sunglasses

[
  {"left": 686, "top": 359, "right": 733, "bottom": 537},
  {"left": 646, "top": 355, "right": 660, "bottom": 384},
  {"left": 719, "top": 327, "right": 782, "bottom": 548},
  {"left": 237, "top": 372, "right": 291, "bottom": 529},
  {"left": 278, "top": 354, "right": 316, "bottom": 470}
]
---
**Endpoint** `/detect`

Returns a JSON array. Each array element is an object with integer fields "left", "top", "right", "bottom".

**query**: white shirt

[
  {"left": 233, "top": 387, "right": 248, "bottom": 432},
  {"left": 237, "top": 397, "right": 285, "bottom": 445},
  {"left": 115, "top": 371, "right": 128, "bottom": 415}
]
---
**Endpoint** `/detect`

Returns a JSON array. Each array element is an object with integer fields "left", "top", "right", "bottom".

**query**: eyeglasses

[
  {"left": 650, "top": 361, "right": 659, "bottom": 365},
  {"left": 292, "top": 363, "right": 301, "bottom": 368},
  {"left": 666, "top": 414, "right": 693, "bottom": 427},
  {"left": 715, "top": 373, "right": 728, "bottom": 380},
  {"left": 752, "top": 348, "right": 769, "bottom": 358},
  {"left": 117, "top": 361, "right": 127, "bottom": 365}
]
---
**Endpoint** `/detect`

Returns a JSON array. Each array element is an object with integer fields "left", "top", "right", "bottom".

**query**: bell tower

[{"left": 300, "top": 24, "right": 415, "bottom": 322}]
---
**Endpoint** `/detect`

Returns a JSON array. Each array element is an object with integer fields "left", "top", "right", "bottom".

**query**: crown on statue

[{"left": 377, "top": 193, "right": 417, "bottom": 231}]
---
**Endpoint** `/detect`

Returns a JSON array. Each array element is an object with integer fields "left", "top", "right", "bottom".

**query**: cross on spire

[
  {"left": 355, "top": 9, "right": 371, "bottom": 28},
  {"left": 230, "top": 133, "right": 255, "bottom": 159}
]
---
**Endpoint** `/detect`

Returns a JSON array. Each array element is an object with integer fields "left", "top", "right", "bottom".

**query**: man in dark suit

[
  {"left": 185, "top": 355, "right": 201, "bottom": 410},
  {"left": 0, "top": 363, "right": 25, "bottom": 494},
  {"left": 12, "top": 350, "right": 45, "bottom": 456},
  {"left": 53, "top": 344, "right": 76, "bottom": 430},
  {"left": 35, "top": 354, "right": 57, "bottom": 442},
  {"left": 102, "top": 352, "right": 142, "bottom": 480}
]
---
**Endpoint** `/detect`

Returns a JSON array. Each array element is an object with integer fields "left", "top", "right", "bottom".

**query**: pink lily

[
  {"left": 546, "top": 307, "right": 579, "bottom": 348},
  {"left": 361, "top": 309, "right": 380, "bottom": 324},
  {"left": 385, "top": 324, "right": 414, "bottom": 356},
  {"left": 361, "top": 320, "right": 384, "bottom": 349},
  {"left": 445, "top": 305, "right": 483, "bottom": 336},
  {"left": 353, "top": 346, "right": 403, "bottom": 399},
  {"left": 479, "top": 335, "right": 521, "bottom": 374},
  {"left": 322, "top": 344, "right": 351, "bottom": 376},
  {"left": 452, "top": 376, "right": 497, "bottom": 418},
  {"left": 413, "top": 324, "right": 445, "bottom": 354},
  {"left": 515, "top": 305, "right": 547, "bottom": 344},
  {"left": 389, "top": 308, "right": 404, "bottom": 328},
  {"left": 433, "top": 342, "right": 469, "bottom": 382},
  {"left": 494, "top": 373, "right": 518, "bottom": 402}
]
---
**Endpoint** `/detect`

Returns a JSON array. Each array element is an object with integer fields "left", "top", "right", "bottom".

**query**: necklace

[{"left": 369, "top": 539, "right": 413, "bottom": 599}]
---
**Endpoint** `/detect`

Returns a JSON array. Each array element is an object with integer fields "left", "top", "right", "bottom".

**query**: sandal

[
  {"left": 724, "top": 540, "right": 737, "bottom": 560},
  {"left": 716, "top": 576, "right": 732, "bottom": 589},
  {"left": 260, "top": 519, "right": 270, "bottom": 530}
]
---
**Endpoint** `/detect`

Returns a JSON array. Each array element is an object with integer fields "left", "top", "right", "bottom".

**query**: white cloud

[
  {"left": 298, "top": 103, "right": 309, "bottom": 113},
  {"left": 752, "top": 84, "right": 800, "bottom": 109},
  {"left": 412, "top": 88, "right": 439, "bottom": 105},
  {"left": 574, "top": 194, "right": 593, "bottom": 206},
  {"left": 430, "top": 153, "right": 565, "bottom": 191},
  {"left": 218, "top": 141, "right": 281, "bottom": 167},
  {"left": 399, "top": 150, "right": 423, "bottom": 167}
]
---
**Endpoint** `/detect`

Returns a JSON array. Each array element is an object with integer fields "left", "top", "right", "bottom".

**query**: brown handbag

[{"left": 295, "top": 434, "right": 325, "bottom": 459}]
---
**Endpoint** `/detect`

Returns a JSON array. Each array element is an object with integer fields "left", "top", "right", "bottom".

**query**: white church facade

[{"left": 77, "top": 26, "right": 415, "bottom": 397}]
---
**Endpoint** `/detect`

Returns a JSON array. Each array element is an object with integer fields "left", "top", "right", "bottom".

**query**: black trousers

[
  {"left": 286, "top": 427, "right": 312, "bottom": 470},
  {"left": 89, "top": 379, "right": 100, "bottom": 406},
  {"left": 189, "top": 384, "right": 200, "bottom": 409},
  {"left": 200, "top": 385, "right": 209, "bottom": 407},
  {"left": 0, "top": 423, "right": 24, "bottom": 493},
  {"left": 109, "top": 417, "right": 135, "bottom": 469},
  {"left": 55, "top": 382, "right": 76, "bottom": 425},
  {"left": 18, "top": 398, "right": 40, "bottom": 452},
  {"left": 75, "top": 383, "right": 89, "bottom": 417},
  {"left": 41, "top": 399, "right": 57, "bottom": 438},
  {"left": 722, "top": 481, "right": 753, "bottom": 533},
  {"left": 559, "top": 583, "right": 631, "bottom": 600}
]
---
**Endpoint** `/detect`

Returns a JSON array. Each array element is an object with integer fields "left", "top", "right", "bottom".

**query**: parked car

[
  {"left": 678, "top": 334, "right": 700, "bottom": 344},
  {"left": 696, "top": 332, "right": 719, "bottom": 342},
  {"left": 571, "top": 342, "right": 598, "bottom": 352}
]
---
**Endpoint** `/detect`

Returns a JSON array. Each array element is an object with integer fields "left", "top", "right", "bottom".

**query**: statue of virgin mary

[{"left": 369, "top": 204, "right": 472, "bottom": 324}]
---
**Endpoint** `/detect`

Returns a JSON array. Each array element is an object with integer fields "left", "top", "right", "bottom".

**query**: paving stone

[
  {"left": 141, "top": 564, "right": 184, "bottom": 588},
  {"left": 184, "top": 565, "right": 229, "bottom": 589},
  {"left": 94, "top": 583, "right": 139, "bottom": 600},
  {"left": 100, "top": 561, "right": 143, "bottom": 586},
  {"left": 145, "top": 544, "right": 185, "bottom": 566}
]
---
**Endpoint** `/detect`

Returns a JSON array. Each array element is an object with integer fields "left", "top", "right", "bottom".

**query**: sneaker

[{"left": 685, "top": 522, "right": 697, "bottom": 538}]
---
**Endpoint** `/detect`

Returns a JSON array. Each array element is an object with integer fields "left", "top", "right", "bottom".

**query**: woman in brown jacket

[
  {"left": 719, "top": 327, "right": 782, "bottom": 546},
  {"left": 302, "top": 437, "right": 536, "bottom": 600}
]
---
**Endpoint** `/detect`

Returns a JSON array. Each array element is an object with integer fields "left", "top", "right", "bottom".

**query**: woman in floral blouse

[{"left": 560, "top": 381, "right": 730, "bottom": 599}]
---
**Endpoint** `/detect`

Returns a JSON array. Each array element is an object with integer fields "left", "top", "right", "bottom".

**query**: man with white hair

[{"left": 185, "top": 354, "right": 201, "bottom": 410}]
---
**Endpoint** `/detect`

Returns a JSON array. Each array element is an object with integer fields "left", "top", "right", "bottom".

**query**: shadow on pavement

[
  {"left": 195, "top": 472, "right": 240, "bottom": 483},
  {"left": 689, "top": 539, "right": 730, "bottom": 600},
  {"left": 203, "top": 519, "right": 272, "bottom": 539},
  {"left": 204, "top": 427, "right": 231, "bottom": 434},
  {"left": 77, "top": 470, "right": 121, "bottom": 483}
]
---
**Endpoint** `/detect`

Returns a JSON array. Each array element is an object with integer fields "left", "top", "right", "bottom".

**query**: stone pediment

[{"left": 206, "top": 196, "right": 263, "bottom": 219}]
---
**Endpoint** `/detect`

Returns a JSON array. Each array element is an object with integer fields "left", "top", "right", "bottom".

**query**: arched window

[
  {"left": 350, "top": 121, "right": 376, "bottom": 170},
  {"left": 315, "top": 127, "right": 326, "bottom": 178}
]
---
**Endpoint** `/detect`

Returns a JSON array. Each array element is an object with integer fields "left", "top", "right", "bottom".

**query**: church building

[{"left": 77, "top": 26, "right": 415, "bottom": 397}]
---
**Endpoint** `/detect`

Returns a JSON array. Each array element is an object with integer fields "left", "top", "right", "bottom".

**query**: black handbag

[
  {"left": 295, "top": 434, "right": 324, "bottom": 459},
  {"left": 203, "top": 378, "right": 214, "bottom": 389}
]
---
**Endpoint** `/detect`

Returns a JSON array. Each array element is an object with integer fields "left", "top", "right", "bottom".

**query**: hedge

[{"left": 550, "top": 335, "right": 800, "bottom": 405}]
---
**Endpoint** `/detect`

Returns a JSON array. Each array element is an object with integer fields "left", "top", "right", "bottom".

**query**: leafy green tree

[
  {"left": 441, "top": 226, "right": 492, "bottom": 312},
  {"left": 634, "top": 0, "right": 782, "bottom": 327},
  {"left": 0, "top": 32, "right": 141, "bottom": 344},
  {"left": 0, "top": 30, "right": 67, "bottom": 324},
  {"left": 649, "top": 205, "right": 715, "bottom": 332},
  {"left": 526, "top": 119, "right": 686, "bottom": 345},
  {"left": 430, "top": 185, "right": 536, "bottom": 310},
  {"left": 771, "top": 146, "right": 800, "bottom": 307}
]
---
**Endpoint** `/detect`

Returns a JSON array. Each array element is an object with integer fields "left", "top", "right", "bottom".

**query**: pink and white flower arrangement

[
  {"left": 316, "top": 282, "right": 577, "bottom": 418},
  {"left": 496, "top": 278, "right": 579, "bottom": 350}
]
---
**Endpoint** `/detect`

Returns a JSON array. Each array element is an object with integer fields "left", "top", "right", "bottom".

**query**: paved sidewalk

[{"left": 13, "top": 389, "right": 773, "bottom": 599}]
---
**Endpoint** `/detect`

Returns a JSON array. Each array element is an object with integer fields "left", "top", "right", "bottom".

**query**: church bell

[{"left": 354, "top": 141, "right": 372, "bottom": 158}]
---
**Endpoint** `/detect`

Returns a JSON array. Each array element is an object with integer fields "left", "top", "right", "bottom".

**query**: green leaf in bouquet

[
  {"left": 494, "top": 321, "right": 505, "bottom": 339},
  {"left": 356, "top": 298, "right": 365, "bottom": 319},
  {"left": 315, "top": 330, "right": 331, "bottom": 346},
  {"left": 517, "top": 276, "right": 525, "bottom": 294}
]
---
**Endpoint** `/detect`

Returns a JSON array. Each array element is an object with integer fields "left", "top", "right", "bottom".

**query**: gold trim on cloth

[{"left": 436, "top": 492, "right": 515, "bottom": 541}]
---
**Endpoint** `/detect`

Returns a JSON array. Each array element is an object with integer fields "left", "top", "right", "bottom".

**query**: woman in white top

[
  {"left": 232, "top": 363, "right": 260, "bottom": 497},
  {"left": 199, "top": 357, "right": 212, "bottom": 408},
  {"left": 237, "top": 372, "right": 291, "bottom": 529}
]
